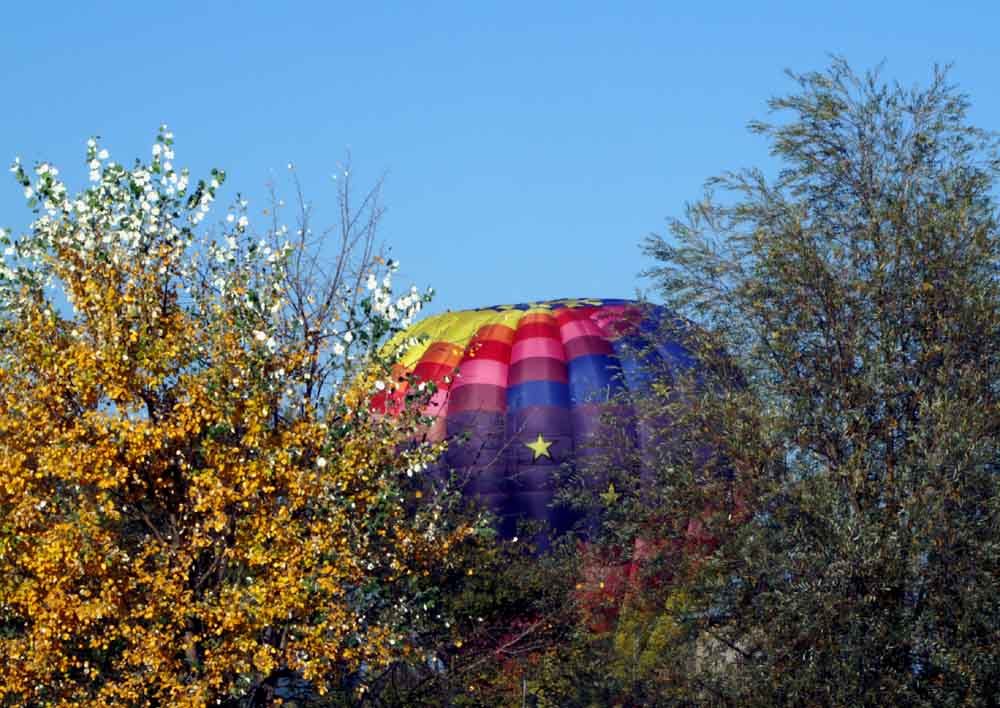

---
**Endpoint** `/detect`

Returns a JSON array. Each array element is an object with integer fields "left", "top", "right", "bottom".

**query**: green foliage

[{"left": 631, "top": 59, "right": 1000, "bottom": 706}]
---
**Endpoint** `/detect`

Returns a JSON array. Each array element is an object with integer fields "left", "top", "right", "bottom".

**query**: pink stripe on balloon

[
  {"left": 511, "top": 337, "right": 566, "bottom": 363},
  {"left": 454, "top": 359, "right": 509, "bottom": 388},
  {"left": 559, "top": 318, "right": 604, "bottom": 341},
  {"left": 423, "top": 388, "right": 449, "bottom": 417},
  {"left": 425, "top": 416, "right": 447, "bottom": 442}
]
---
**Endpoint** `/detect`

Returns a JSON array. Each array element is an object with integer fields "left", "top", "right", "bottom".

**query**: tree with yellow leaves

[{"left": 0, "top": 129, "right": 480, "bottom": 706}]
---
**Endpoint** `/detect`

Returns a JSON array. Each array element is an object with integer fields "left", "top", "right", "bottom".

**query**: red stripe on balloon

[
  {"left": 554, "top": 307, "right": 598, "bottom": 326},
  {"left": 413, "top": 361, "right": 458, "bottom": 384},
  {"left": 370, "top": 389, "right": 389, "bottom": 412},
  {"left": 463, "top": 338, "right": 512, "bottom": 363},
  {"left": 514, "top": 321, "right": 561, "bottom": 342}
]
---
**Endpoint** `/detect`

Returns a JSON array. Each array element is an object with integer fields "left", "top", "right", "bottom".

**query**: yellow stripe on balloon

[{"left": 389, "top": 309, "right": 526, "bottom": 368}]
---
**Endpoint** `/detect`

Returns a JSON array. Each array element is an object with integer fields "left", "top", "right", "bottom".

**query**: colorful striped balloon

[{"left": 376, "top": 298, "right": 698, "bottom": 538}]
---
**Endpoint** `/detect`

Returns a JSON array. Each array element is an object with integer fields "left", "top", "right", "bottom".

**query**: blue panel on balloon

[
  {"left": 567, "top": 354, "right": 626, "bottom": 404},
  {"left": 612, "top": 338, "right": 658, "bottom": 390},
  {"left": 506, "top": 380, "right": 571, "bottom": 410},
  {"left": 635, "top": 308, "right": 699, "bottom": 374}
]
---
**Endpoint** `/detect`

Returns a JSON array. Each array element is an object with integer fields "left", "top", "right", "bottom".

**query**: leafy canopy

[
  {"left": 0, "top": 130, "right": 478, "bottom": 706},
  {"left": 636, "top": 60, "right": 1000, "bottom": 706}
]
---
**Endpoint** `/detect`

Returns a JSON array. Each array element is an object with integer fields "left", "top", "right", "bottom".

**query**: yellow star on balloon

[{"left": 525, "top": 433, "right": 554, "bottom": 460}]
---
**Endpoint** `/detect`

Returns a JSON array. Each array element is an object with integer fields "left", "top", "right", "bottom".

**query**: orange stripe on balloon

[
  {"left": 419, "top": 341, "right": 464, "bottom": 367},
  {"left": 470, "top": 323, "right": 516, "bottom": 346}
]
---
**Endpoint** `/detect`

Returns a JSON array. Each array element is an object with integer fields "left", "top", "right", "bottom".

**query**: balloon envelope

[{"left": 377, "top": 298, "right": 698, "bottom": 538}]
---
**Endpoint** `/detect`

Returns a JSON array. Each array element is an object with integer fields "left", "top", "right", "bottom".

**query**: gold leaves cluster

[{"left": 0, "top": 191, "right": 468, "bottom": 706}]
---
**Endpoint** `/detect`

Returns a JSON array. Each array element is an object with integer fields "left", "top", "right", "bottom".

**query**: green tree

[{"left": 634, "top": 59, "right": 1000, "bottom": 706}]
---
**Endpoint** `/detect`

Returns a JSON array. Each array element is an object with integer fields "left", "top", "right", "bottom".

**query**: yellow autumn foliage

[{"left": 0, "top": 133, "right": 473, "bottom": 706}]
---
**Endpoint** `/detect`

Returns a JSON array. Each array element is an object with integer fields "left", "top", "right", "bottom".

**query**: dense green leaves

[{"left": 633, "top": 60, "right": 1000, "bottom": 706}]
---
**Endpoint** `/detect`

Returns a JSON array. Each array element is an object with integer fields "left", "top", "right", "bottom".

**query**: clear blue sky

[{"left": 3, "top": 1, "right": 999, "bottom": 315}]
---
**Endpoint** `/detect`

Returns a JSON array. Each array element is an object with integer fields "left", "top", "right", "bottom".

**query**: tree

[
  {"left": 632, "top": 59, "right": 1000, "bottom": 706},
  {"left": 0, "top": 129, "right": 481, "bottom": 706}
]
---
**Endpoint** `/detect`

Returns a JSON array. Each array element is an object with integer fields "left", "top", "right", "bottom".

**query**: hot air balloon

[{"left": 373, "top": 298, "right": 702, "bottom": 541}]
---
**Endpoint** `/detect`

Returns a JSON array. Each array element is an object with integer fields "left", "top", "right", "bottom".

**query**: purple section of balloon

[{"left": 420, "top": 300, "right": 699, "bottom": 540}]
